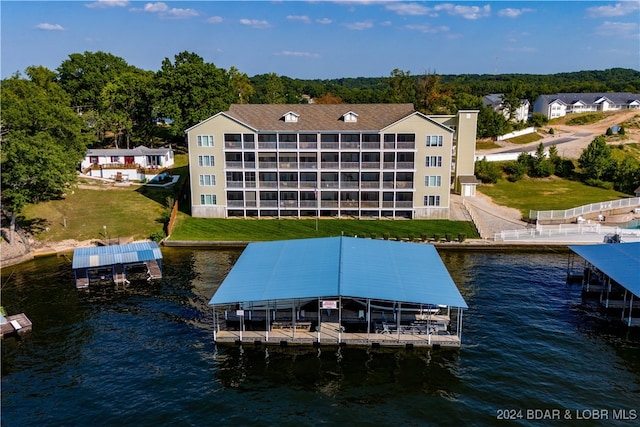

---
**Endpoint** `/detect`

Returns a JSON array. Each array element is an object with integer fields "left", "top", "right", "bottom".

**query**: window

[
  {"left": 424, "top": 195, "right": 441, "bottom": 206},
  {"left": 224, "top": 133, "right": 241, "bottom": 143},
  {"left": 199, "top": 174, "right": 216, "bottom": 186},
  {"left": 397, "top": 134, "right": 415, "bottom": 142},
  {"left": 424, "top": 176, "right": 442, "bottom": 187},
  {"left": 197, "top": 135, "right": 214, "bottom": 147},
  {"left": 426, "top": 135, "right": 443, "bottom": 147},
  {"left": 90, "top": 156, "right": 99, "bottom": 164},
  {"left": 110, "top": 156, "right": 120, "bottom": 163},
  {"left": 200, "top": 194, "right": 217, "bottom": 205},
  {"left": 198, "top": 155, "right": 215, "bottom": 167},
  {"left": 425, "top": 156, "right": 442, "bottom": 167}
]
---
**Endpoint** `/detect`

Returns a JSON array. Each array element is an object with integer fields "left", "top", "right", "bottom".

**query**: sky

[{"left": 1, "top": 0, "right": 639, "bottom": 80}]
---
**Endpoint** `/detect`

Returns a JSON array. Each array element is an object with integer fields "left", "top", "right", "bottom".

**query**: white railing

[
  {"left": 530, "top": 198, "right": 640, "bottom": 221},
  {"left": 495, "top": 223, "right": 640, "bottom": 242}
]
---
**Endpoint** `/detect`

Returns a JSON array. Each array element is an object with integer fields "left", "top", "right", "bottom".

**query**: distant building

[
  {"left": 482, "top": 93, "right": 530, "bottom": 122},
  {"left": 532, "top": 92, "right": 640, "bottom": 119},
  {"left": 186, "top": 104, "right": 479, "bottom": 219},
  {"left": 81, "top": 145, "right": 174, "bottom": 181}
]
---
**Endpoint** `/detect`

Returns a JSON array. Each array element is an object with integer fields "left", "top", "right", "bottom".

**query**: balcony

[
  {"left": 258, "top": 162, "right": 277, "bottom": 168},
  {"left": 321, "top": 181, "right": 339, "bottom": 188},
  {"left": 300, "top": 181, "right": 317, "bottom": 188},
  {"left": 227, "top": 181, "right": 244, "bottom": 188},
  {"left": 243, "top": 142, "right": 255, "bottom": 149},
  {"left": 340, "top": 201, "right": 359, "bottom": 208},
  {"left": 341, "top": 181, "right": 359, "bottom": 188},
  {"left": 279, "top": 181, "right": 299, "bottom": 188},
  {"left": 396, "top": 182, "right": 413, "bottom": 189},
  {"left": 279, "top": 162, "right": 299, "bottom": 169},
  {"left": 382, "top": 162, "right": 395, "bottom": 169},
  {"left": 397, "top": 142, "right": 415, "bottom": 149},
  {"left": 279, "top": 142, "right": 297, "bottom": 150},
  {"left": 361, "top": 162, "right": 380, "bottom": 169},
  {"left": 361, "top": 182, "right": 380, "bottom": 189},
  {"left": 321, "top": 142, "right": 339, "bottom": 149},
  {"left": 226, "top": 161, "right": 243, "bottom": 168},
  {"left": 396, "top": 162, "right": 414, "bottom": 169},
  {"left": 259, "top": 181, "right": 278, "bottom": 188},
  {"left": 361, "top": 201, "right": 379, "bottom": 208},
  {"left": 228, "top": 200, "right": 245, "bottom": 207},
  {"left": 259, "top": 200, "right": 278, "bottom": 208},
  {"left": 258, "top": 142, "right": 277, "bottom": 149},
  {"left": 321, "top": 162, "right": 339, "bottom": 169},
  {"left": 300, "top": 200, "right": 318, "bottom": 208},
  {"left": 340, "top": 162, "right": 359, "bottom": 169},
  {"left": 299, "top": 142, "right": 317, "bottom": 150},
  {"left": 321, "top": 201, "right": 339, "bottom": 208},
  {"left": 362, "top": 142, "right": 380, "bottom": 149},
  {"left": 395, "top": 201, "right": 413, "bottom": 208},
  {"left": 299, "top": 162, "right": 317, "bottom": 169},
  {"left": 244, "top": 162, "right": 256, "bottom": 169},
  {"left": 225, "top": 141, "right": 242, "bottom": 149}
]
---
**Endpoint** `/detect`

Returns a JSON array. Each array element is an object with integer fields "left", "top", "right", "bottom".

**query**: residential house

[
  {"left": 532, "top": 92, "right": 640, "bottom": 119},
  {"left": 186, "top": 104, "right": 478, "bottom": 219},
  {"left": 482, "top": 93, "right": 530, "bottom": 122},
  {"left": 81, "top": 145, "right": 174, "bottom": 181}
]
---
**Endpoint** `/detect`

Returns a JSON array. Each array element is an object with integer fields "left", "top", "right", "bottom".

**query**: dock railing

[
  {"left": 495, "top": 222, "right": 640, "bottom": 242},
  {"left": 530, "top": 197, "right": 640, "bottom": 221}
]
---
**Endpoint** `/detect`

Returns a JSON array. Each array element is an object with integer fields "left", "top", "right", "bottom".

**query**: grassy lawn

[
  {"left": 503, "top": 132, "right": 543, "bottom": 145},
  {"left": 168, "top": 214, "right": 478, "bottom": 242},
  {"left": 478, "top": 176, "right": 631, "bottom": 219},
  {"left": 20, "top": 154, "right": 190, "bottom": 242}
]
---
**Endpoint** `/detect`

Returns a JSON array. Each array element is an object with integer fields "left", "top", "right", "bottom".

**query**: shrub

[
  {"left": 150, "top": 231, "right": 165, "bottom": 242},
  {"left": 420, "top": 233, "right": 428, "bottom": 241},
  {"left": 458, "top": 233, "right": 467, "bottom": 242},
  {"left": 475, "top": 157, "right": 502, "bottom": 184},
  {"left": 433, "top": 233, "right": 440, "bottom": 242},
  {"left": 445, "top": 233, "right": 452, "bottom": 242},
  {"left": 504, "top": 161, "right": 527, "bottom": 182},
  {"left": 619, "top": 126, "right": 626, "bottom": 135},
  {"left": 548, "top": 127, "right": 555, "bottom": 135},
  {"left": 605, "top": 127, "right": 614, "bottom": 136},
  {"left": 370, "top": 233, "right": 377, "bottom": 239},
  {"left": 382, "top": 232, "right": 390, "bottom": 240},
  {"left": 584, "top": 178, "right": 614, "bottom": 190}
]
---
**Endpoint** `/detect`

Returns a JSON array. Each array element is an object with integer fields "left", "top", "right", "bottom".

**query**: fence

[
  {"left": 497, "top": 127, "right": 536, "bottom": 141},
  {"left": 495, "top": 221, "right": 640, "bottom": 242},
  {"left": 530, "top": 197, "right": 640, "bottom": 221},
  {"left": 166, "top": 175, "right": 190, "bottom": 237}
]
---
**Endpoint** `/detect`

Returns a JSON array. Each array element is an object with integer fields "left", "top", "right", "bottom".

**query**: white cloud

[
  {"left": 435, "top": 4, "right": 491, "bottom": 20},
  {"left": 345, "top": 20, "right": 374, "bottom": 30},
  {"left": 239, "top": 19, "right": 271, "bottom": 29},
  {"left": 596, "top": 21, "right": 639, "bottom": 38},
  {"left": 85, "top": 0, "right": 128, "bottom": 8},
  {"left": 132, "top": 2, "right": 198, "bottom": 19},
  {"left": 287, "top": 15, "right": 312, "bottom": 24},
  {"left": 386, "top": 3, "right": 434, "bottom": 16},
  {"left": 387, "top": 2, "right": 491, "bottom": 19},
  {"left": 276, "top": 51, "right": 320, "bottom": 58},
  {"left": 143, "top": 2, "right": 168, "bottom": 13},
  {"left": 206, "top": 16, "right": 223, "bottom": 24},
  {"left": 498, "top": 8, "right": 534, "bottom": 18},
  {"left": 587, "top": 2, "right": 640, "bottom": 18},
  {"left": 404, "top": 24, "right": 449, "bottom": 34},
  {"left": 316, "top": 18, "right": 332, "bottom": 25},
  {"left": 36, "top": 23, "right": 64, "bottom": 31}
]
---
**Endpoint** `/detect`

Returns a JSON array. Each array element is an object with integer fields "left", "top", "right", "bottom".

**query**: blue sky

[{"left": 2, "top": 1, "right": 639, "bottom": 79}]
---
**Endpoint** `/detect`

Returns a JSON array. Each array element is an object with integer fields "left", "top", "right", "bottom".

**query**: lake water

[{"left": 1, "top": 248, "right": 639, "bottom": 426}]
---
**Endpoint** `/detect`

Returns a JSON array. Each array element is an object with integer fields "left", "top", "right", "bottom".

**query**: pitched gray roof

[
  {"left": 223, "top": 103, "right": 417, "bottom": 132},
  {"left": 86, "top": 145, "right": 172, "bottom": 157},
  {"left": 537, "top": 92, "right": 640, "bottom": 106}
]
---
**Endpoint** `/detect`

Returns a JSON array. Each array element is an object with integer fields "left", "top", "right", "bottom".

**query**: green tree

[
  {"left": 578, "top": 136, "right": 616, "bottom": 181},
  {"left": 153, "top": 51, "right": 234, "bottom": 139},
  {"left": 477, "top": 104, "right": 511, "bottom": 139},
  {"left": 229, "top": 66, "right": 254, "bottom": 104},
  {"left": 613, "top": 157, "right": 640, "bottom": 194},
  {"left": 251, "top": 73, "right": 287, "bottom": 104},
  {"left": 387, "top": 68, "right": 416, "bottom": 104},
  {"left": 500, "top": 80, "right": 525, "bottom": 122},
  {"left": 474, "top": 157, "right": 502, "bottom": 183},
  {"left": 415, "top": 70, "right": 454, "bottom": 114},
  {"left": 1, "top": 68, "right": 91, "bottom": 238}
]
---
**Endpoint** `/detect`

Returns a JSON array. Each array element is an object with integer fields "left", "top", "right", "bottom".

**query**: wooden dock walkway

[
  {"left": 214, "top": 321, "right": 461, "bottom": 349},
  {"left": 0, "top": 313, "right": 32, "bottom": 338}
]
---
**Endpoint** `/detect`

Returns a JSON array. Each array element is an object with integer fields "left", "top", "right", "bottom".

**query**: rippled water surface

[{"left": 2, "top": 248, "right": 638, "bottom": 426}]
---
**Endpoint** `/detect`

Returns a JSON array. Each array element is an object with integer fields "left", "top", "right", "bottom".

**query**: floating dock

[
  {"left": 210, "top": 237, "right": 468, "bottom": 349},
  {"left": 568, "top": 242, "right": 640, "bottom": 327},
  {"left": 0, "top": 310, "right": 32, "bottom": 338},
  {"left": 72, "top": 241, "right": 163, "bottom": 288}
]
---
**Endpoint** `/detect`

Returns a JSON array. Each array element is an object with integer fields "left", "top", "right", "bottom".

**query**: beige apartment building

[{"left": 186, "top": 104, "right": 478, "bottom": 219}]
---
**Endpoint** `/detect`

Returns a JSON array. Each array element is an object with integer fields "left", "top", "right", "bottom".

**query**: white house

[
  {"left": 81, "top": 145, "right": 175, "bottom": 181},
  {"left": 533, "top": 92, "right": 640, "bottom": 119},
  {"left": 482, "top": 93, "right": 530, "bottom": 122}
]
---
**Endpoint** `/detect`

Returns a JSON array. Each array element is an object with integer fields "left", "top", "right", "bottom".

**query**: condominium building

[{"left": 186, "top": 104, "right": 478, "bottom": 219}]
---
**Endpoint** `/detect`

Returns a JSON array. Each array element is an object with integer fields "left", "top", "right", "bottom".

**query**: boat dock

[
  {"left": 0, "top": 311, "right": 32, "bottom": 338},
  {"left": 567, "top": 242, "right": 640, "bottom": 327},
  {"left": 210, "top": 237, "right": 468, "bottom": 350},
  {"left": 72, "top": 241, "right": 163, "bottom": 288}
]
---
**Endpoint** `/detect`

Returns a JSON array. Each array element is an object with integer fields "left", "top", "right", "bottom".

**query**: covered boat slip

[
  {"left": 568, "top": 242, "right": 640, "bottom": 327},
  {"left": 72, "top": 241, "right": 163, "bottom": 288},
  {"left": 209, "top": 237, "right": 468, "bottom": 349}
]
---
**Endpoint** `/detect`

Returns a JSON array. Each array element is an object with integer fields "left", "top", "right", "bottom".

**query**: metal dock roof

[
  {"left": 209, "top": 236, "right": 467, "bottom": 308},
  {"left": 72, "top": 241, "right": 162, "bottom": 270},
  {"left": 569, "top": 242, "right": 640, "bottom": 297}
]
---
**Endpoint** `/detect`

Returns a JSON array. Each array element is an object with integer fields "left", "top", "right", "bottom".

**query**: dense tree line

[{"left": 2, "top": 50, "right": 639, "bottom": 222}]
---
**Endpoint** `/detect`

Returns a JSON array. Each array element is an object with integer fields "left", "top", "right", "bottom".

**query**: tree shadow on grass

[{"left": 14, "top": 215, "right": 49, "bottom": 235}]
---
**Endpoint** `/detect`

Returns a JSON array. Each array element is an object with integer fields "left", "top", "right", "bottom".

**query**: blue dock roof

[
  {"left": 569, "top": 242, "right": 640, "bottom": 297},
  {"left": 209, "top": 237, "right": 468, "bottom": 308},
  {"left": 72, "top": 241, "right": 162, "bottom": 270}
]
